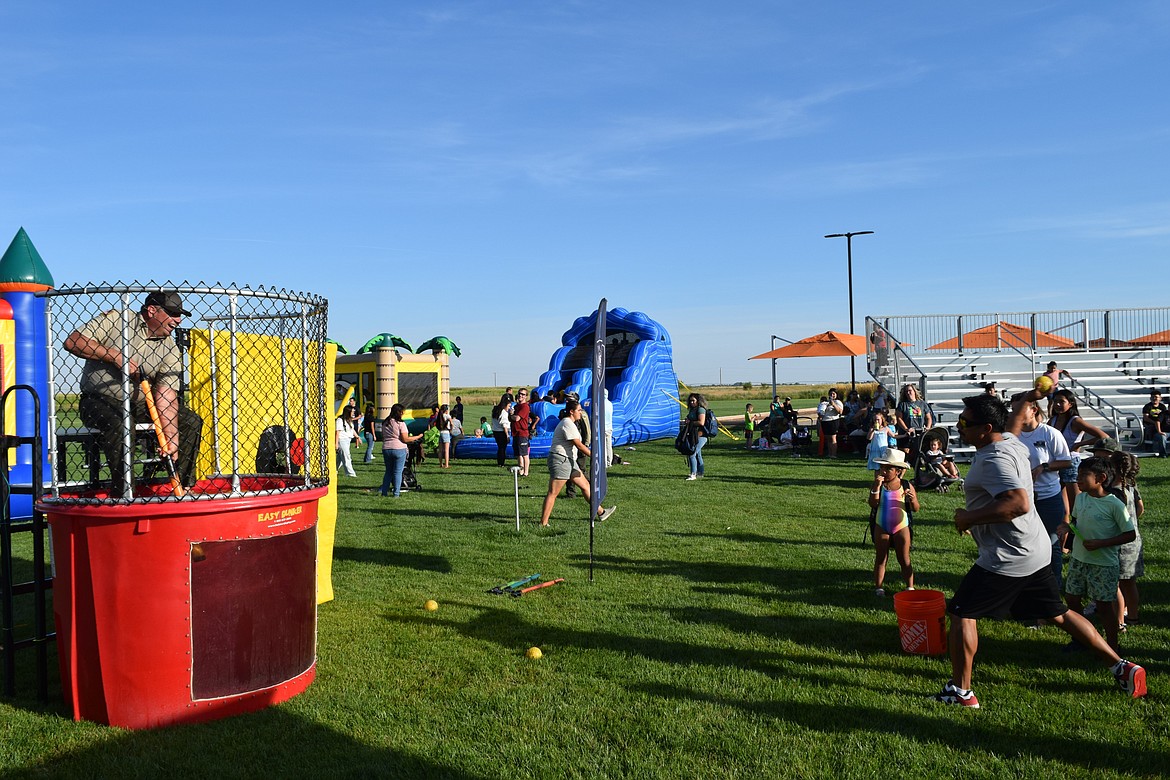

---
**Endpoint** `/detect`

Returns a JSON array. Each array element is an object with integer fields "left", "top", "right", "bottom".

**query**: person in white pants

[{"left": 336, "top": 406, "right": 358, "bottom": 477}]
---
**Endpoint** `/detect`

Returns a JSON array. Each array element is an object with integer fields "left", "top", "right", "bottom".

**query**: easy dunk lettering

[{"left": 256, "top": 504, "right": 304, "bottom": 526}]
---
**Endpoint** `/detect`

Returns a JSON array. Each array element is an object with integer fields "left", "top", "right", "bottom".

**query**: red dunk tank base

[{"left": 43, "top": 480, "right": 327, "bottom": 729}]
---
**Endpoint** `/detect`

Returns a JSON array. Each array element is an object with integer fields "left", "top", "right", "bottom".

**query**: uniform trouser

[{"left": 79, "top": 392, "right": 204, "bottom": 493}]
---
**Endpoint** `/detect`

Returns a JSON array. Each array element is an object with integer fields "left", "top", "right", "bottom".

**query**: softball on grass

[
  {"left": 1034, "top": 375, "right": 1054, "bottom": 394},
  {"left": 424, "top": 599, "right": 439, "bottom": 612},
  {"left": 526, "top": 646, "right": 543, "bottom": 659}
]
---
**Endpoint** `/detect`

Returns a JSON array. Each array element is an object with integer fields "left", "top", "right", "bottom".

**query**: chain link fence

[{"left": 40, "top": 282, "right": 330, "bottom": 504}]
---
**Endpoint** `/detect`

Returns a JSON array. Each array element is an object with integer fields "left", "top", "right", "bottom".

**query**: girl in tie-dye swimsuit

[{"left": 868, "top": 447, "right": 921, "bottom": 597}]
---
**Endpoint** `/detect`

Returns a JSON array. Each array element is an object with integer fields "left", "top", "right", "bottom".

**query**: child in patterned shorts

[{"left": 1059, "top": 456, "right": 1136, "bottom": 652}]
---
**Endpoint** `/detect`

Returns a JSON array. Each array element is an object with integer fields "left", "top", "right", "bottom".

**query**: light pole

[
  {"left": 770, "top": 335, "right": 781, "bottom": 402},
  {"left": 824, "top": 230, "right": 874, "bottom": 391},
  {"left": 768, "top": 334, "right": 794, "bottom": 403}
]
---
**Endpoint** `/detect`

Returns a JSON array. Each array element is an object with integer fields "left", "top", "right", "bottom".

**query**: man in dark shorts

[
  {"left": 936, "top": 391, "right": 1146, "bottom": 708},
  {"left": 511, "top": 388, "right": 532, "bottom": 477}
]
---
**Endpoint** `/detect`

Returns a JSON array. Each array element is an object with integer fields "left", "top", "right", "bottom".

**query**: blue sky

[{"left": 3, "top": 2, "right": 1168, "bottom": 387}]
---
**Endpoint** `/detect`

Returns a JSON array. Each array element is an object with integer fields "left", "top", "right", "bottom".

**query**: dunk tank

[{"left": 38, "top": 283, "right": 331, "bottom": 729}]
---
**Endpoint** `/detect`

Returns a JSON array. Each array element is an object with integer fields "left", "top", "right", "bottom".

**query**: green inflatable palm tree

[{"left": 415, "top": 336, "right": 461, "bottom": 357}]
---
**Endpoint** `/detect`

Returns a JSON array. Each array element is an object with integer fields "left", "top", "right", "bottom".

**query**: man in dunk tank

[
  {"left": 63, "top": 290, "right": 204, "bottom": 497},
  {"left": 41, "top": 283, "right": 337, "bottom": 729}
]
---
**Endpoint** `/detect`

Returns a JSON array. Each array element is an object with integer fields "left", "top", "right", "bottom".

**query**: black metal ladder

[{"left": 0, "top": 384, "right": 54, "bottom": 701}]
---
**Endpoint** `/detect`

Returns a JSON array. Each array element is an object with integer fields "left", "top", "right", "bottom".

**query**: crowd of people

[
  {"left": 936, "top": 388, "right": 1146, "bottom": 706},
  {"left": 337, "top": 388, "right": 616, "bottom": 524},
  {"left": 66, "top": 291, "right": 1150, "bottom": 710},
  {"left": 847, "top": 379, "right": 1149, "bottom": 706},
  {"left": 733, "top": 378, "right": 1151, "bottom": 705},
  {"left": 332, "top": 377, "right": 1150, "bottom": 705}
]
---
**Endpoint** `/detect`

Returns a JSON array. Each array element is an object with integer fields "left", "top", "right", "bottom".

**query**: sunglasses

[{"left": 956, "top": 416, "right": 985, "bottom": 431}]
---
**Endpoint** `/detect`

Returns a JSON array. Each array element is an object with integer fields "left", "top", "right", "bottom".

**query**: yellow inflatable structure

[
  {"left": 187, "top": 331, "right": 339, "bottom": 604},
  {"left": 335, "top": 347, "right": 449, "bottom": 422}
]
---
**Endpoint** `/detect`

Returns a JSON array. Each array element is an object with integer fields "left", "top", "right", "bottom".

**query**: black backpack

[{"left": 703, "top": 407, "right": 718, "bottom": 438}]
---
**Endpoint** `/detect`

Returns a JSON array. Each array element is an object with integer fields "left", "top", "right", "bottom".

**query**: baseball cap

[
  {"left": 145, "top": 291, "right": 192, "bottom": 317},
  {"left": 1089, "top": 437, "right": 1122, "bottom": 453}
]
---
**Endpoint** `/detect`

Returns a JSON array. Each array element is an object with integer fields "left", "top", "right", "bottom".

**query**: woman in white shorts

[{"left": 539, "top": 398, "right": 615, "bottom": 527}]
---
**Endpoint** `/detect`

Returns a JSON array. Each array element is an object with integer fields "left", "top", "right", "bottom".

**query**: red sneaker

[
  {"left": 933, "top": 681, "right": 980, "bottom": 708},
  {"left": 1114, "top": 661, "right": 1147, "bottom": 698}
]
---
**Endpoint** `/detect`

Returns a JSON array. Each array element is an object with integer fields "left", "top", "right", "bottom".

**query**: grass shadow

[
  {"left": 630, "top": 681, "right": 1169, "bottom": 773},
  {"left": 332, "top": 546, "right": 451, "bottom": 573},
  {"left": 2, "top": 708, "right": 491, "bottom": 779}
]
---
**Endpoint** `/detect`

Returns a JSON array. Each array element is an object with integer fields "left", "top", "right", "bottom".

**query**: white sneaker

[
  {"left": 597, "top": 506, "right": 617, "bottom": 522},
  {"left": 685, "top": 474, "right": 698, "bottom": 481}
]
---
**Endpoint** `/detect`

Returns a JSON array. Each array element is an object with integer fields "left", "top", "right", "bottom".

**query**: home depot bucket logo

[{"left": 899, "top": 619, "right": 928, "bottom": 653}]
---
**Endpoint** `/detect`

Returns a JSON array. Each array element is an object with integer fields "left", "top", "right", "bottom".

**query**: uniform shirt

[{"left": 78, "top": 309, "right": 183, "bottom": 403}]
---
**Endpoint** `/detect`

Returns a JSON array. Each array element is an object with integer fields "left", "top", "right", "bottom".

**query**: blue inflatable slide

[{"left": 455, "top": 307, "right": 679, "bottom": 459}]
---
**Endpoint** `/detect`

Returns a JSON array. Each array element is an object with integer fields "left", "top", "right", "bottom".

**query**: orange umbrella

[
  {"left": 749, "top": 330, "right": 867, "bottom": 360},
  {"left": 1129, "top": 329, "right": 1170, "bottom": 346},
  {"left": 927, "top": 321, "right": 1075, "bottom": 351},
  {"left": 1084, "top": 337, "right": 1133, "bottom": 348}
]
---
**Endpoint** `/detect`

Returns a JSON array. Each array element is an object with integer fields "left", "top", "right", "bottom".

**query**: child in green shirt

[{"left": 1059, "top": 456, "right": 1136, "bottom": 652}]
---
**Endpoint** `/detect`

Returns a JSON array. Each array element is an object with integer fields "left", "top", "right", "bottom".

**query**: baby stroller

[
  {"left": 402, "top": 439, "right": 424, "bottom": 491},
  {"left": 791, "top": 416, "right": 814, "bottom": 458},
  {"left": 913, "top": 427, "right": 962, "bottom": 493}
]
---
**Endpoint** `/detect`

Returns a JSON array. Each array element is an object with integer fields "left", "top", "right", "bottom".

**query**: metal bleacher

[{"left": 865, "top": 308, "right": 1170, "bottom": 461}]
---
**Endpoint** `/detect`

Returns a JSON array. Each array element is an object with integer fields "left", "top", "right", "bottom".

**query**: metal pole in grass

[
  {"left": 588, "top": 298, "right": 609, "bottom": 583},
  {"left": 511, "top": 466, "right": 521, "bottom": 531},
  {"left": 770, "top": 334, "right": 780, "bottom": 403}
]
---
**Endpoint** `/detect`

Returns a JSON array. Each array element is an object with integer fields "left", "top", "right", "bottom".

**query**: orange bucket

[{"left": 892, "top": 589, "right": 948, "bottom": 655}]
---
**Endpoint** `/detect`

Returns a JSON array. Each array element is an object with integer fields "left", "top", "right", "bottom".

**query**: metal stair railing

[
  {"left": 0, "top": 385, "right": 54, "bottom": 702},
  {"left": 1061, "top": 375, "right": 1141, "bottom": 447}
]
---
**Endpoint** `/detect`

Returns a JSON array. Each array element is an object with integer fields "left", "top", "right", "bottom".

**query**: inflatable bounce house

[
  {"left": 0, "top": 227, "right": 53, "bottom": 521},
  {"left": 456, "top": 306, "right": 679, "bottom": 458},
  {"left": 333, "top": 333, "right": 458, "bottom": 433}
]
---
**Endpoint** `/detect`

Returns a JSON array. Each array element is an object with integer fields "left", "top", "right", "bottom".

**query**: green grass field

[{"left": 2, "top": 432, "right": 1168, "bottom": 778}]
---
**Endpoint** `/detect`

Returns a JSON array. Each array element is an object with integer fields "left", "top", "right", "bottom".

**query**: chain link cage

[{"left": 40, "top": 283, "right": 330, "bottom": 505}]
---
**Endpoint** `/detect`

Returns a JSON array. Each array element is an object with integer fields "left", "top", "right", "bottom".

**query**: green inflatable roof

[{"left": 0, "top": 227, "right": 54, "bottom": 290}]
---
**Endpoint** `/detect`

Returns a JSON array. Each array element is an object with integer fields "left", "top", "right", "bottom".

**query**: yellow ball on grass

[
  {"left": 525, "top": 646, "right": 543, "bottom": 659},
  {"left": 424, "top": 600, "right": 439, "bottom": 612}
]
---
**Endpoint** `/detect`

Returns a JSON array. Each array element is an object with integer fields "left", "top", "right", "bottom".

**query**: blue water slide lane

[{"left": 455, "top": 307, "right": 679, "bottom": 459}]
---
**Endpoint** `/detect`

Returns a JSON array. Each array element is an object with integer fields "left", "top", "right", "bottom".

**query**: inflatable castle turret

[{"left": 0, "top": 227, "right": 54, "bottom": 519}]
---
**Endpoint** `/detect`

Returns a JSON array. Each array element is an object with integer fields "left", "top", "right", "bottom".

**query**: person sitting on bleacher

[
  {"left": 1141, "top": 389, "right": 1167, "bottom": 458},
  {"left": 64, "top": 291, "right": 204, "bottom": 495}
]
